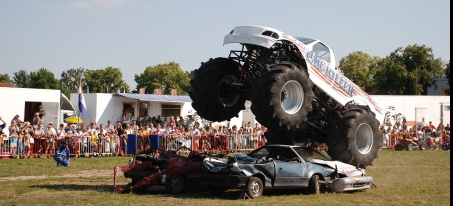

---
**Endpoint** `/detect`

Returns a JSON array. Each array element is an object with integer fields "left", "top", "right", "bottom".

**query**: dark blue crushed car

[{"left": 201, "top": 144, "right": 374, "bottom": 198}]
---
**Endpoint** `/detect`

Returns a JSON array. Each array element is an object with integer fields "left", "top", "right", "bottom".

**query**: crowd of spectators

[
  {"left": 380, "top": 117, "right": 450, "bottom": 149},
  {"left": 0, "top": 112, "right": 269, "bottom": 158}
]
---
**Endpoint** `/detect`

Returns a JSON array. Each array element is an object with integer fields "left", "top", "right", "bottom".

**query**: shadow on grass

[
  {"left": 30, "top": 184, "right": 332, "bottom": 200},
  {"left": 30, "top": 184, "right": 114, "bottom": 192}
]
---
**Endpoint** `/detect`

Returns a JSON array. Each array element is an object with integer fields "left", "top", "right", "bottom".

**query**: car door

[{"left": 272, "top": 147, "right": 309, "bottom": 187}]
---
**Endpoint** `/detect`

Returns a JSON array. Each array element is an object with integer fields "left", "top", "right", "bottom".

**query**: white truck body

[{"left": 224, "top": 25, "right": 383, "bottom": 122}]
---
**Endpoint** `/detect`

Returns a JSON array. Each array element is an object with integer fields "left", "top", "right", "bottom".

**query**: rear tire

[
  {"left": 251, "top": 62, "right": 314, "bottom": 131},
  {"left": 327, "top": 106, "right": 382, "bottom": 168},
  {"left": 189, "top": 58, "right": 246, "bottom": 121},
  {"left": 245, "top": 177, "right": 263, "bottom": 199},
  {"left": 166, "top": 175, "right": 184, "bottom": 194}
]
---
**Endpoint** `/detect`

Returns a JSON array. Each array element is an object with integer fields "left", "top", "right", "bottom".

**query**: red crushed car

[{"left": 114, "top": 146, "right": 205, "bottom": 194}]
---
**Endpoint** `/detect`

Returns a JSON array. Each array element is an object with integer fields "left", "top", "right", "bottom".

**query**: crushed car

[
  {"left": 200, "top": 144, "right": 374, "bottom": 199},
  {"left": 114, "top": 146, "right": 205, "bottom": 194}
]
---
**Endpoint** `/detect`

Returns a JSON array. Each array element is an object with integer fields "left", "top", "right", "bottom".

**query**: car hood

[{"left": 310, "top": 159, "right": 366, "bottom": 177}]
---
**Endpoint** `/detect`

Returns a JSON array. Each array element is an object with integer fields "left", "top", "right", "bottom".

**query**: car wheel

[
  {"left": 419, "top": 142, "right": 428, "bottom": 150},
  {"left": 406, "top": 143, "right": 414, "bottom": 151},
  {"left": 308, "top": 174, "right": 320, "bottom": 194},
  {"left": 245, "top": 177, "right": 263, "bottom": 199},
  {"left": 165, "top": 175, "right": 184, "bottom": 194}
]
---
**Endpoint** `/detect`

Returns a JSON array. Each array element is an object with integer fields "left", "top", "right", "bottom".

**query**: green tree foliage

[
  {"left": 374, "top": 44, "right": 444, "bottom": 95},
  {"left": 0, "top": 74, "right": 11, "bottom": 83},
  {"left": 339, "top": 51, "right": 381, "bottom": 94},
  {"left": 12, "top": 70, "right": 31, "bottom": 87},
  {"left": 84, "top": 67, "right": 130, "bottom": 93},
  {"left": 445, "top": 61, "right": 450, "bottom": 86},
  {"left": 60, "top": 68, "right": 86, "bottom": 93},
  {"left": 134, "top": 62, "right": 190, "bottom": 95}
]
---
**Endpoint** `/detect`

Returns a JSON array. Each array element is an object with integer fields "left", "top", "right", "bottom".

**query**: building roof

[{"left": 115, "top": 93, "right": 192, "bottom": 103}]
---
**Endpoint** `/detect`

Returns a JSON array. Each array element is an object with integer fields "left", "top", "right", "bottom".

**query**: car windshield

[
  {"left": 293, "top": 147, "right": 330, "bottom": 162},
  {"left": 248, "top": 147, "right": 270, "bottom": 159}
]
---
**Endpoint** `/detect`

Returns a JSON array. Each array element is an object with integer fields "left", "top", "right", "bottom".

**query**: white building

[{"left": 0, "top": 87, "right": 75, "bottom": 136}]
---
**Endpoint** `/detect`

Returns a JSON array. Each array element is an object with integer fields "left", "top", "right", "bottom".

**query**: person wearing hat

[{"left": 54, "top": 142, "right": 70, "bottom": 167}]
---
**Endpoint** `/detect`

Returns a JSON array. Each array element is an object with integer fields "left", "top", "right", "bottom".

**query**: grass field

[{"left": 0, "top": 149, "right": 450, "bottom": 206}]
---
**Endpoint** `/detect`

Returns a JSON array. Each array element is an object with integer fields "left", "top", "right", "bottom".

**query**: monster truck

[{"left": 189, "top": 25, "right": 383, "bottom": 168}]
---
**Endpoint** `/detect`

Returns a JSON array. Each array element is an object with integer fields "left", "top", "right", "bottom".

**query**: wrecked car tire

[
  {"left": 189, "top": 58, "right": 246, "bottom": 121},
  {"left": 251, "top": 62, "right": 314, "bottom": 131},
  {"left": 166, "top": 175, "right": 184, "bottom": 194},
  {"left": 308, "top": 174, "right": 320, "bottom": 194},
  {"left": 245, "top": 177, "right": 263, "bottom": 199},
  {"left": 327, "top": 106, "right": 382, "bottom": 168}
]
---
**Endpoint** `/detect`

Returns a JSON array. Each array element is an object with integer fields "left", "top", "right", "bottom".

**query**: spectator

[
  {"left": 34, "top": 123, "right": 46, "bottom": 154},
  {"left": 0, "top": 117, "right": 6, "bottom": 133},
  {"left": 106, "top": 120, "right": 115, "bottom": 133},
  {"left": 186, "top": 115, "right": 195, "bottom": 128},
  {"left": 417, "top": 117, "right": 428, "bottom": 130},
  {"left": 122, "top": 108, "right": 132, "bottom": 127},
  {"left": 9, "top": 127, "right": 18, "bottom": 158},
  {"left": 10, "top": 114, "right": 23, "bottom": 125},
  {"left": 33, "top": 112, "right": 40, "bottom": 125},
  {"left": 90, "top": 130, "right": 99, "bottom": 154},
  {"left": 46, "top": 123, "right": 57, "bottom": 157},
  {"left": 37, "top": 104, "right": 46, "bottom": 123},
  {"left": 445, "top": 123, "right": 450, "bottom": 131},
  {"left": 53, "top": 142, "right": 70, "bottom": 167},
  {"left": 18, "top": 131, "right": 24, "bottom": 158},
  {"left": 130, "top": 120, "right": 139, "bottom": 134},
  {"left": 24, "top": 131, "right": 31, "bottom": 158}
]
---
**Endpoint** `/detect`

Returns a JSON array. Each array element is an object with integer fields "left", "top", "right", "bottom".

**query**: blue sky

[{"left": 0, "top": 0, "right": 450, "bottom": 89}]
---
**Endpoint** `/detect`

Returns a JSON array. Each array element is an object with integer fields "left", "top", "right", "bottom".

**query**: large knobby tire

[
  {"left": 189, "top": 58, "right": 246, "bottom": 121},
  {"left": 308, "top": 174, "right": 320, "bottom": 194},
  {"left": 166, "top": 175, "right": 184, "bottom": 194},
  {"left": 251, "top": 62, "right": 314, "bottom": 131},
  {"left": 327, "top": 106, "right": 382, "bottom": 168},
  {"left": 246, "top": 177, "right": 263, "bottom": 199}
]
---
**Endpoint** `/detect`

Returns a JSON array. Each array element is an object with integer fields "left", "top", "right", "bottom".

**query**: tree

[
  {"left": 374, "top": 44, "right": 444, "bottom": 95},
  {"left": 84, "top": 67, "right": 130, "bottom": 93},
  {"left": 12, "top": 70, "right": 31, "bottom": 88},
  {"left": 60, "top": 68, "right": 86, "bottom": 93},
  {"left": 445, "top": 61, "right": 450, "bottom": 86},
  {"left": 134, "top": 62, "right": 190, "bottom": 95},
  {"left": 339, "top": 51, "right": 381, "bottom": 94},
  {"left": 0, "top": 74, "right": 11, "bottom": 83}
]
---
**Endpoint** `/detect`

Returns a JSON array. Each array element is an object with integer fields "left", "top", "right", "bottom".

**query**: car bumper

[
  {"left": 199, "top": 174, "right": 249, "bottom": 188},
  {"left": 331, "top": 176, "right": 374, "bottom": 192}
]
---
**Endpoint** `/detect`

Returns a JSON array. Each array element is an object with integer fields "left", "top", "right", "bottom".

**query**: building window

[{"left": 162, "top": 104, "right": 181, "bottom": 118}]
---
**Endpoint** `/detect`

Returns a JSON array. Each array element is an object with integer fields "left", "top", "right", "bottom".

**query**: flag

[{"left": 78, "top": 80, "right": 89, "bottom": 118}]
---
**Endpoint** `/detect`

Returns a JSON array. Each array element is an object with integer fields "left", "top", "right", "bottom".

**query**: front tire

[
  {"left": 308, "top": 174, "right": 320, "bottom": 194},
  {"left": 327, "top": 106, "right": 382, "bottom": 168},
  {"left": 251, "top": 62, "right": 314, "bottom": 131},
  {"left": 189, "top": 58, "right": 246, "bottom": 121},
  {"left": 245, "top": 177, "right": 263, "bottom": 199}
]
